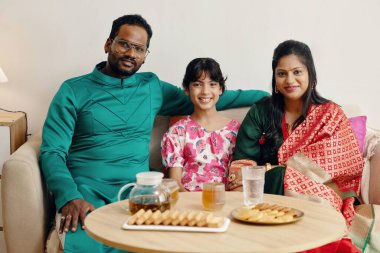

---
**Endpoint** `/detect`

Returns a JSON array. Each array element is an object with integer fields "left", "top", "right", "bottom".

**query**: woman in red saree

[{"left": 229, "top": 40, "right": 364, "bottom": 252}]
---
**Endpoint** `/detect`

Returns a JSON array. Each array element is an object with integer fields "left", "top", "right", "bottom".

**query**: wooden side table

[
  {"left": 0, "top": 112, "right": 27, "bottom": 166},
  {"left": 0, "top": 111, "right": 27, "bottom": 253}
]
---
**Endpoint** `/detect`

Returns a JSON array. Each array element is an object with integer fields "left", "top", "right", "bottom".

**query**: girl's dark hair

[
  {"left": 182, "top": 58, "right": 227, "bottom": 92},
  {"left": 268, "top": 40, "right": 330, "bottom": 153}
]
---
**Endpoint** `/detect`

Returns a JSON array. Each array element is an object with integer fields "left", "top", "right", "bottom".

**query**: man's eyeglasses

[{"left": 110, "top": 39, "right": 150, "bottom": 58}]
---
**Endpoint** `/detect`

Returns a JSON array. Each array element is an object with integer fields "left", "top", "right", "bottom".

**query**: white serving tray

[{"left": 122, "top": 217, "right": 230, "bottom": 233}]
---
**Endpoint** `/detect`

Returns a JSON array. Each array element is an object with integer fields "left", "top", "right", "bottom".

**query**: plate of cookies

[
  {"left": 231, "top": 203, "right": 304, "bottom": 225},
  {"left": 123, "top": 209, "right": 230, "bottom": 232}
]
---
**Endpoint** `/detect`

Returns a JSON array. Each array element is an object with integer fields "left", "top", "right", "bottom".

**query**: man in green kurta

[{"left": 40, "top": 14, "right": 268, "bottom": 252}]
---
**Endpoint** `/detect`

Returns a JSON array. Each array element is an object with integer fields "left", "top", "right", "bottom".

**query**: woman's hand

[
  {"left": 59, "top": 199, "right": 95, "bottom": 233},
  {"left": 231, "top": 186, "right": 243, "bottom": 192},
  {"left": 227, "top": 159, "right": 258, "bottom": 191}
]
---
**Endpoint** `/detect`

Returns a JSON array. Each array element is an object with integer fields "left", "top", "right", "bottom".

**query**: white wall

[{"left": 1, "top": 0, "right": 379, "bottom": 134}]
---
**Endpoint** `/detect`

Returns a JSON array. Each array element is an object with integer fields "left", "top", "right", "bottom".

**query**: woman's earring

[{"left": 274, "top": 86, "right": 278, "bottom": 94}]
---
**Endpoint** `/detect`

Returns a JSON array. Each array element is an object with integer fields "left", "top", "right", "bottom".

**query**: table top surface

[{"left": 85, "top": 192, "right": 346, "bottom": 253}]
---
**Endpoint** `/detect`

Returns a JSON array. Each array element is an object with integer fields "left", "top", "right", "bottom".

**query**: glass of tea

[
  {"left": 162, "top": 178, "right": 180, "bottom": 207},
  {"left": 202, "top": 182, "right": 225, "bottom": 211}
]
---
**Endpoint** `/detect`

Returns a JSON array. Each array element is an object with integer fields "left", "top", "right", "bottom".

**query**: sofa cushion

[
  {"left": 349, "top": 116, "right": 367, "bottom": 154},
  {"left": 149, "top": 116, "right": 170, "bottom": 171}
]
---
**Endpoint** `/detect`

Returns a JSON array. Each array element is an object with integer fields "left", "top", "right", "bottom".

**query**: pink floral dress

[{"left": 161, "top": 116, "right": 240, "bottom": 192}]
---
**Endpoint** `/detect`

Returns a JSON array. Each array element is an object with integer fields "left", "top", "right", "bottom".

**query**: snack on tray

[
  {"left": 128, "top": 209, "right": 224, "bottom": 228},
  {"left": 234, "top": 203, "right": 299, "bottom": 223}
]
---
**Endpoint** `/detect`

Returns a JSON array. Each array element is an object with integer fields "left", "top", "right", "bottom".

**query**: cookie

[
  {"left": 128, "top": 209, "right": 224, "bottom": 228},
  {"left": 234, "top": 203, "right": 300, "bottom": 223}
]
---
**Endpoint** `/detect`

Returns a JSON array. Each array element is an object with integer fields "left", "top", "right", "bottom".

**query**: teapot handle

[{"left": 117, "top": 183, "right": 136, "bottom": 202}]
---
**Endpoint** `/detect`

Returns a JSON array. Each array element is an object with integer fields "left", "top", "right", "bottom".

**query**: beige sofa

[{"left": 2, "top": 107, "right": 380, "bottom": 252}]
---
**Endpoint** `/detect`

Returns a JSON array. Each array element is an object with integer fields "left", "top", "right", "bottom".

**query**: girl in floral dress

[{"left": 161, "top": 58, "right": 240, "bottom": 192}]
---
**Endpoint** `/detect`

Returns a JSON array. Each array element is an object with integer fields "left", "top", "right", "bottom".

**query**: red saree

[{"left": 279, "top": 102, "right": 364, "bottom": 226}]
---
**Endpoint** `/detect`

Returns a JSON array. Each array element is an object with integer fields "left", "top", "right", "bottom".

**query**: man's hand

[{"left": 59, "top": 199, "right": 95, "bottom": 233}]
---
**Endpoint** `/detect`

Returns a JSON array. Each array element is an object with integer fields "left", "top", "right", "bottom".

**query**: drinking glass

[
  {"left": 202, "top": 182, "right": 225, "bottom": 211},
  {"left": 241, "top": 166, "right": 266, "bottom": 206},
  {"left": 162, "top": 178, "right": 180, "bottom": 207}
]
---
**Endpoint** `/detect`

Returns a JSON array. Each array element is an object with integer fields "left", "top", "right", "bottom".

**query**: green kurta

[{"left": 40, "top": 62, "right": 269, "bottom": 252}]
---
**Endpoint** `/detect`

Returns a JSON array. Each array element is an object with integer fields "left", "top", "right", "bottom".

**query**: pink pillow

[{"left": 348, "top": 116, "right": 367, "bottom": 154}]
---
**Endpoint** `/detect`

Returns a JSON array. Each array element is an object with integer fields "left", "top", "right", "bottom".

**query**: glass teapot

[{"left": 117, "top": 172, "right": 171, "bottom": 214}]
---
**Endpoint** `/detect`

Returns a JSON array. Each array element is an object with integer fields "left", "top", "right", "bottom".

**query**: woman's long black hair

[{"left": 267, "top": 40, "right": 330, "bottom": 154}]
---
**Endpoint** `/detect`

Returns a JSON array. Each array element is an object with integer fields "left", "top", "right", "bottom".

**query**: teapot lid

[{"left": 136, "top": 172, "right": 164, "bottom": 185}]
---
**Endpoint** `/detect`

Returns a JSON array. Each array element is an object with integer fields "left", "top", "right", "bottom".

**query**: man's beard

[{"left": 109, "top": 57, "right": 141, "bottom": 77}]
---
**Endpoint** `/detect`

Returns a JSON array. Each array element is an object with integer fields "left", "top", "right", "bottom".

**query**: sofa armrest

[
  {"left": 369, "top": 139, "right": 380, "bottom": 205},
  {"left": 359, "top": 126, "right": 380, "bottom": 205},
  {"left": 1, "top": 132, "right": 54, "bottom": 253}
]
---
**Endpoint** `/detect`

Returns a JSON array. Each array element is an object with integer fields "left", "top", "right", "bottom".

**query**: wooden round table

[{"left": 85, "top": 192, "right": 346, "bottom": 253}]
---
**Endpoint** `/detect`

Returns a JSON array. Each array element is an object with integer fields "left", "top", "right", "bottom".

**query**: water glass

[
  {"left": 202, "top": 182, "right": 225, "bottom": 211},
  {"left": 241, "top": 166, "right": 266, "bottom": 206}
]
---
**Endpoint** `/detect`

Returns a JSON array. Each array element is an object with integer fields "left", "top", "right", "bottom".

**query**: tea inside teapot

[{"left": 129, "top": 195, "right": 170, "bottom": 214}]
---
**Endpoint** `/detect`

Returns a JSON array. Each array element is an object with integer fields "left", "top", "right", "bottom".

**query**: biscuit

[
  {"left": 128, "top": 209, "right": 224, "bottom": 228},
  {"left": 128, "top": 208, "right": 145, "bottom": 225},
  {"left": 136, "top": 209, "right": 152, "bottom": 225},
  {"left": 153, "top": 210, "right": 170, "bottom": 225},
  {"left": 208, "top": 217, "right": 224, "bottom": 228},
  {"left": 234, "top": 203, "right": 300, "bottom": 223},
  {"left": 247, "top": 212, "right": 263, "bottom": 222}
]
